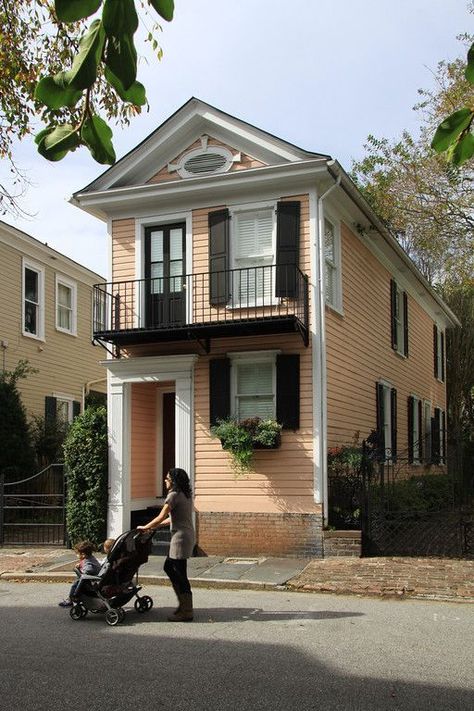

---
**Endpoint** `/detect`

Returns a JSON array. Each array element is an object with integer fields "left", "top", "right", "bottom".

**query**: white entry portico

[{"left": 104, "top": 354, "right": 198, "bottom": 538}]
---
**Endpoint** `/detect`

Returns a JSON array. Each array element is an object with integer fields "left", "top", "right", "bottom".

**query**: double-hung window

[
  {"left": 56, "top": 276, "right": 77, "bottom": 335},
  {"left": 232, "top": 207, "right": 275, "bottom": 307},
  {"left": 324, "top": 216, "right": 341, "bottom": 310},
  {"left": 390, "top": 279, "right": 408, "bottom": 356},
  {"left": 433, "top": 325, "right": 445, "bottom": 381},
  {"left": 56, "top": 397, "right": 73, "bottom": 423},
  {"left": 230, "top": 352, "right": 276, "bottom": 420},
  {"left": 408, "top": 395, "right": 422, "bottom": 464},
  {"left": 376, "top": 381, "right": 397, "bottom": 461},
  {"left": 22, "top": 260, "right": 44, "bottom": 339},
  {"left": 423, "top": 401, "right": 432, "bottom": 463}
]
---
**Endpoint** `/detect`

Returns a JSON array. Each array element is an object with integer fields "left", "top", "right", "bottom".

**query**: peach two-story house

[
  {"left": 72, "top": 99, "right": 458, "bottom": 557},
  {"left": 0, "top": 220, "right": 106, "bottom": 424}
]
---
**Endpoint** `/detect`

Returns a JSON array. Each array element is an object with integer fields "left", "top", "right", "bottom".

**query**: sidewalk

[{"left": 0, "top": 547, "right": 473, "bottom": 602}]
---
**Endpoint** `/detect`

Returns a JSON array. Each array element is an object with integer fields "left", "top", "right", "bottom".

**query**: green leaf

[
  {"left": 35, "top": 76, "right": 82, "bottom": 109},
  {"left": 81, "top": 115, "right": 116, "bottom": 164},
  {"left": 431, "top": 108, "right": 473, "bottom": 153},
  {"left": 55, "top": 0, "right": 103, "bottom": 23},
  {"left": 63, "top": 19, "right": 105, "bottom": 90},
  {"left": 148, "top": 0, "right": 174, "bottom": 21},
  {"left": 36, "top": 125, "right": 80, "bottom": 161},
  {"left": 104, "top": 67, "right": 146, "bottom": 105},
  {"left": 452, "top": 131, "right": 474, "bottom": 166},
  {"left": 465, "top": 42, "right": 474, "bottom": 85},
  {"left": 105, "top": 34, "right": 137, "bottom": 90},
  {"left": 103, "top": 0, "right": 138, "bottom": 37}
]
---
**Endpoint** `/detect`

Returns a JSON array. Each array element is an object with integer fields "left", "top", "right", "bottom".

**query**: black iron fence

[
  {"left": 93, "top": 264, "right": 309, "bottom": 337},
  {"left": 0, "top": 464, "right": 66, "bottom": 546}
]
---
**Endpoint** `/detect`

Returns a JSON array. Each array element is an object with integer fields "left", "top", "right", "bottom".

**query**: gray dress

[{"left": 166, "top": 490, "right": 195, "bottom": 559}]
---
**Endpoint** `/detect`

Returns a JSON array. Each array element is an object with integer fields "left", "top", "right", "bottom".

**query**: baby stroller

[{"left": 69, "top": 529, "right": 154, "bottom": 626}]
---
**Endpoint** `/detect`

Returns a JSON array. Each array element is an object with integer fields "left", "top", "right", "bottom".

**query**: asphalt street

[{"left": 0, "top": 582, "right": 472, "bottom": 711}]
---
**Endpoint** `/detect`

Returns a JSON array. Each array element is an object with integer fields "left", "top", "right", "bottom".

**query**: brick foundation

[
  {"left": 196, "top": 511, "right": 323, "bottom": 558},
  {"left": 323, "top": 530, "right": 362, "bottom": 557}
]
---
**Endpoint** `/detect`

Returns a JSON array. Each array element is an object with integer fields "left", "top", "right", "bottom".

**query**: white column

[
  {"left": 107, "top": 377, "right": 131, "bottom": 537},
  {"left": 175, "top": 374, "right": 193, "bottom": 485}
]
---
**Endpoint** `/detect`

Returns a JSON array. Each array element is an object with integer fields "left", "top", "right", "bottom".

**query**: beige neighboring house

[
  {"left": 0, "top": 220, "right": 106, "bottom": 425},
  {"left": 72, "top": 98, "right": 460, "bottom": 557}
]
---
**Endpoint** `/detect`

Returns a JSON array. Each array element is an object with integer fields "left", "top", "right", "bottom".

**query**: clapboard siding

[{"left": 130, "top": 383, "right": 157, "bottom": 499}]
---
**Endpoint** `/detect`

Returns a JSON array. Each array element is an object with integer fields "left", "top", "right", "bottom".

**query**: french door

[{"left": 145, "top": 223, "right": 186, "bottom": 327}]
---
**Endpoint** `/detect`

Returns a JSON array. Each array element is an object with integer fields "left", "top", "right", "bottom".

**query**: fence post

[{"left": 0, "top": 473, "right": 4, "bottom": 547}]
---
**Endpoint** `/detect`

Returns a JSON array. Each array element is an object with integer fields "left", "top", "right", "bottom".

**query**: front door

[{"left": 145, "top": 223, "right": 186, "bottom": 328}]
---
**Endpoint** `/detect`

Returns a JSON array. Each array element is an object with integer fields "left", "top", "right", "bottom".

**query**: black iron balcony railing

[{"left": 93, "top": 264, "right": 309, "bottom": 348}]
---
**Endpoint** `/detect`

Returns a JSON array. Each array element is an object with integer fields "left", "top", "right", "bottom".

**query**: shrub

[
  {"left": 0, "top": 360, "right": 37, "bottom": 481},
  {"left": 63, "top": 406, "right": 108, "bottom": 545},
  {"left": 30, "top": 414, "right": 69, "bottom": 468}
]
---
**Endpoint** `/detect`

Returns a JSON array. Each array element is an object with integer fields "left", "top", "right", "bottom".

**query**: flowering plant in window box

[{"left": 211, "top": 417, "right": 282, "bottom": 474}]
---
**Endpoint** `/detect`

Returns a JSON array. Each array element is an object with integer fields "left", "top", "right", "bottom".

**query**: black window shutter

[
  {"left": 276, "top": 354, "right": 299, "bottom": 430},
  {"left": 433, "top": 324, "right": 438, "bottom": 378},
  {"left": 390, "top": 388, "right": 397, "bottom": 462},
  {"left": 403, "top": 291, "right": 409, "bottom": 357},
  {"left": 208, "top": 209, "right": 230, "bottom": 306},
  {"left": 432, "top": 408, "right": 441, "bottom": 464},
  {"left": 45, "top": 396, "right": 57, "bottom": 423},
  {"left": 275, "top": 201, "right": 300, "bottom": 298},
  {"left": 72, "top": 401, "right": 81, "bottom": 419},
  {"left": 407, "top": 396, "right": 414, "bottom": 464},
  {"left": 418, "top": 399, "right": 423, "bottom": 462},
  {"left": 440, "top": 331, "right": 445, "bottom": 381},
  {"left": 375, "top": 382, "right": 386, "bottom": 459},
  {"left": 390, "top": 279, "right": 397, "bottom": 350},
  {"left": 209, "top": 358, "right": 230, "bottom": 426}
]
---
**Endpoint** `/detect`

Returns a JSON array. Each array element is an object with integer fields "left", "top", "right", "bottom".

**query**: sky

[{"left": 3, "top": 0, "right": 472, "bottom": 278}]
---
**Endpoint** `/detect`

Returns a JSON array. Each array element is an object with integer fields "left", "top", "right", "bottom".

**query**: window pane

[
  {"left": 236, "top": 210, "right": 273, "bottom": 258},
  {"left": 56, "top": 400, "right": 70, "bottom": 423},
  {"left": 324, "top": 220, "right": 335, "bottom": 262},
  {"left": 237, "top": 362, "right": 273, "bottom": 395},
  {"left": 325, "top": 263, "right": 335, "bottom": 304},
  {"left": 169, "top": 229, "right": 183, "bottom": 260},
  {"left": 58, "top": 305, "right": 71, "bottom": 330},
  {"left": 25, "top": 268, "right": 38, "bottom": 303},
  {"left": 58, "top": 283, "right": 72, "bottom": 308},
  {"left": 151, "top": 263, "right": 163, "bottom": 294},
  {"left": 150, "top": 231, "right": 163, "bottom": 262},
  {"left": 24, "top": 302, "right": 37, "bottom": 334},
  {"left": 238, "top": 397, "right": 273, "bottom": 420}
]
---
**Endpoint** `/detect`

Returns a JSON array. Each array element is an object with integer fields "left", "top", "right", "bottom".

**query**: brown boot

[{"left": 167, "top": 593, "right": 193, "bottom": 622}]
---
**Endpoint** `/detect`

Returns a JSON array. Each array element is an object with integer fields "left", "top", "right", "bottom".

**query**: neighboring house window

[
  {"left": 232, "top": 207, "right": 275, "bottom": 306},
  {"left": 231, "top": 353, "right": 276, "bottom": 420},
  {"left": 209, "top": 353, "right": 300, "bottom": 430},
  {"left": 376, "top": 382, "right": 397, "bottom": 461},
  {"left": 93, "top": 286, "right": 108, "bottom": 332},
  {"left": 45, "top": 395, "right": 80, "bottom": 424},
  {"left": 22, "top": 260, "right": 44, "bottom": 339},
  {"left": 433, "top": 324, "right": 445, "bottom": 382},
  {"left": 56, "top": 276, "right": 77, "bottom": 335},
  {"left": 324, "top": 216, "right": 341, "bottom": 310},
  {"left": 423, "top": 400, "right": 432, "bottom": 464},
  {"left": 390, "top": 279, "right": 408, "bottom": 356},
  {"left": 408, "top": 395, "right": 423, "bottom": 464}
]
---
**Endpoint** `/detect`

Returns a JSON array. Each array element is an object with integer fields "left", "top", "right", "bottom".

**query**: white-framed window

[
  {"left": 22, "top": 259, "right": 45, "bottom": 339},
  {"left": 324, "top": 215, "right": 342, "bottom": 310},
  {"left": 434, "top": 325, "right": 445, "bottom": 382},
  {"left": 55, "top": 396, "right": 74, "bottom": 423},
  {"left": 391, "top": 279, "right": 408, "bottom": 356},
  {"left": 409, "top": 395, "right": 422, "bottom": 464},
  {"left": 56, "top": 275, "right": 77, "bottom": 335},
  {"left": 423, "top": 400, "right": 432, "bottom": 464},
  {"left": 230, "top": 351, "right": 277, "bottom": 420},
  {"left": 376, "top": 380, "right": 397, "bottom": 461},
  {"left": 230, "top": 205, "right": 276, "bottom": 307}
]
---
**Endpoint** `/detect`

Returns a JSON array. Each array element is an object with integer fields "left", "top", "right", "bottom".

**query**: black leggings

[{"left": 164, "top": 556, "right": 191, "bottom": 595}]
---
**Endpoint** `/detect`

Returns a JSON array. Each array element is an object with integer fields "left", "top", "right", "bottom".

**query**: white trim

[
  {"left": 55, "top": 273, "right": 77, "bottom": 336},
  {"left": 228, "top": 351, "right": 277, "bottom": 420},
  {"left": 104, "top": 355, "right": 197, "bottom": 539},
  {"left": 174, "top": 144, "right": 235, "bottom": 178},
  {"left": 22, "top": 257, "right": 45, "bottom": 341}
]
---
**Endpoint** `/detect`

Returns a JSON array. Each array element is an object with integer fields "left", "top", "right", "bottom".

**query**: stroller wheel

[
  {"left": 135, "top": 596, "right": 153, "bottom": 613},
  {"left": 105, "top": 609, "right": 121, "bottom": 626},
  {"left": 70, "top": 604, "right": 84, "bottom": 621},
  {"left": 117, "top": 607, "right": 126, "bottom": 622}
]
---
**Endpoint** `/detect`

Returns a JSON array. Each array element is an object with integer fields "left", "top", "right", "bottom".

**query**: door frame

[
  {"left": 135, "top": 211, "right": 193, "bottom": 328},
  {"left": 156, "top": 386, "right": 176, "bottom": 498}
]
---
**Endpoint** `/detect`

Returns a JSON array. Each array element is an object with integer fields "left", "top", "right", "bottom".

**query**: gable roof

[{"left": 76, "top": 97, "right": 331, "bottom": 194}]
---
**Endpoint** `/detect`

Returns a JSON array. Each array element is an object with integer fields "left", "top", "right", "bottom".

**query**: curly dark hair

[{"left": 168, "top": 468, "right": 192, "bottom": 498}]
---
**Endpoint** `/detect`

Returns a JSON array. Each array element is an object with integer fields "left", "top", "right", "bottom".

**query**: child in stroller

[{"left": 69, "top": 529, "right": 154, "bottom": 626}]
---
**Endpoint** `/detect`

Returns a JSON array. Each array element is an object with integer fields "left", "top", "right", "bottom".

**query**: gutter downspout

[
  {"left": 82, "top": 377, "right": 107, "bottom": 411},
  {"left": 317, "top": 162, "right": 341, "bottom": 526}
]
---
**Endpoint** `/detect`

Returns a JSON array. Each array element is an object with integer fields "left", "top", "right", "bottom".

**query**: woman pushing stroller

[{"left": 137, "top": 468, "right": 195, "bottom": 622}]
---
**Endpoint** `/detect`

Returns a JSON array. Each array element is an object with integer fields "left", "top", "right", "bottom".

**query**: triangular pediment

[{"left": 77, "top": 97, "right": 329, "bottom": 193}]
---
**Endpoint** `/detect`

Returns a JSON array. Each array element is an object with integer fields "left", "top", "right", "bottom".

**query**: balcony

[{"left": 93, "top": 264, "right": 309, "bottom": 351}]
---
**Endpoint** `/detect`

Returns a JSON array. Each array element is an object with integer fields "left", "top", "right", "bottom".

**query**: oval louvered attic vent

[{"left": 183, "top": 152, "right": 228, "bottom": 174}]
